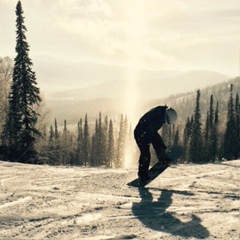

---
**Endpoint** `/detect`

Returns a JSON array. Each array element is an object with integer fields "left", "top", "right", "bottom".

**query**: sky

[{"left": 0, "top": 0, "right": 240, "bottom": 91}]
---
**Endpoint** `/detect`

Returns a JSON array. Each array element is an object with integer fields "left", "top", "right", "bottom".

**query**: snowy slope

[{"left": 0, "top": 160, "right": 239, "bottom": 239}]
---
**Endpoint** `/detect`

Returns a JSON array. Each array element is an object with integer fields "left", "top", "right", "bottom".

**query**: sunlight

[{"left": 123, "top": 0, "right": 146, "bottom": 168}]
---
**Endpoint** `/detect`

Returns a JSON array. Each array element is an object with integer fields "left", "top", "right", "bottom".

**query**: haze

[{"left": 0, "top": 0, "right": 239, "bottom": 96}]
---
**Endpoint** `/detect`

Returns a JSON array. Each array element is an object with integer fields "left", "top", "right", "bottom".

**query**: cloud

[{"left": 0, "top": 0, "right": 239, "bottom": 76}]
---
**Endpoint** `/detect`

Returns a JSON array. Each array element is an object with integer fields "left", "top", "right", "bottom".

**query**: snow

[{"left": 0, "top": 160, "right": 239, "bottom": 239}]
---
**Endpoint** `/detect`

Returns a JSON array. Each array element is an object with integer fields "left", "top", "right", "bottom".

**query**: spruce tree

[
  {"left": 5, "top": 1, "right": 41, "bottom": 162},
  {"left": 107, "top": 119, "right": 115, "bottom": 167},
  {"left": 235, "top": 94, "right": 240, "bottom": 157},
  {"left": 61, "top": 119, "right": 68, "bottom": 165},
  {"left": 54, "top": 118, "right": 59, "bottom": 140},
  {"left": 183, "top": 116, "right": 192, "bottom": 162},
  {"left": 206, "top": 95, "right": 218, "bottom": 162},
  {"left": 45, "top": 125, "right": 54, "bottom": 164},
  {"left": 223, "top": 84, "right": 237, "bottom": 160},
  {"left": 83, "top": 113, "right": 90, "bottom": 166},
  {"left": 204, "top": 111, "right": 209, "bottom": 142},
  {"left": 98, "top": 112, "right": 106, "bottom": 165},
  {"left": 209, "top": 101, "right": 219, "bottom": 162},
  {"left": 184, "top": 116, "right": 192, "bottom": 144},
  {"left": 53, "top": 118, "right": 60, "bottom": 164},
  {"left": 204, "top": 95, "right": 215, "bottom": 162},
  {"left": 209, "top": 95, "right": 214, "bottom": 129},
  {"left": 102, "top": 115, "right": 108, "bottom": 164},
  {"left": 116, "top": 114, "right": 126, "bottom": 168},
  {"left": 90, "top": 119, "right": 99, "bottom": 166},
  {"left": 76, "top": 119, "right": 83, "bottom": 165},
  {"left": 49, "top": 125, "right": 54, "bottom": 144},
  {"left": 189, "top": 89, "right": 203, "bottom": 163}
]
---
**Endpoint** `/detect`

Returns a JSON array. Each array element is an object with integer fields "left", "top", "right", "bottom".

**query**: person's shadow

[{"left": 132, "top": 187, "right": 210, "bottom": 239}]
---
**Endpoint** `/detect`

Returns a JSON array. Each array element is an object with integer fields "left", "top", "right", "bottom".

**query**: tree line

[
  {"left": 0, "top": 1, "right": 239, "bottom": 166},
  {"left": 37, "top": 84, "right": 240, "bottom": 166},
  {"left": 160, "top": 85, "right": 240, "bottom": 163},
  {"left": 37, "top": 113, "right": 135, "bottom": 167}
]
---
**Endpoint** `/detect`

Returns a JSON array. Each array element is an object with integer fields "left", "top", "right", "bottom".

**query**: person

[{"left": 134, "top": 106, "right": 177, "bottom": 182}]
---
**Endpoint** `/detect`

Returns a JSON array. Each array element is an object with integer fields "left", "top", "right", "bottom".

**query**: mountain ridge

[{"left": 48, "top": 70, "right": 229, "bottom": 100}]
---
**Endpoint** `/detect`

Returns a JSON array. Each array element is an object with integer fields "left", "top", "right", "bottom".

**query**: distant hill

[
  {"left": 149, "top": 77, "right": 240, "bottom": 125},
  {"left": 48, "top": 70, "right": 229, "bottom": 100},
  {"left": 35, "top": 55, "right": 182, "bottom": 93},
  {"left": 45, "top": 73, "right": 235, "bottom": 126}
]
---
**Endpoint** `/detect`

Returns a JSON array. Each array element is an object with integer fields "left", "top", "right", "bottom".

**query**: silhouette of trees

[
  {"left": 31, "top": 81, "right": 240, "bottom": 166},
  {"left": 222, "top": 84, "right": 239, "bottom": 159},
  {"left": 3, "top": 1, "right": 41, "bottom": 163},
  {"left": 83, "top": 114, "right": 90, "bottom": 166},
  {"left": 189, "top": 90, "right": 203, "bottom": 163},
  {"left": 183, "top": 83, "right": 240, "bottom": 163}
]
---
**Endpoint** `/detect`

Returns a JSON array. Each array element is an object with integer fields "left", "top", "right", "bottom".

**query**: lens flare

[{"left": 122, "top": 0, "right": 146, "bottom": 168}]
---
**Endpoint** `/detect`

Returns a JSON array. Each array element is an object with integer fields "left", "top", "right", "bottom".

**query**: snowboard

[{"left": 127, "top": 144, "right": 184, "bottom": 187}]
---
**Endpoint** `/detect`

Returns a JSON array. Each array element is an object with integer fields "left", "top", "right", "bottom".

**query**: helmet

[{"left": 165, "top": 108, "right": 177, "bottom": 124}]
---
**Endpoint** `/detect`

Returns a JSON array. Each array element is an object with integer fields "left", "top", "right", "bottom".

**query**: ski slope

[{"left": 0, "top": 160, "right": 239, "bottom": 239}]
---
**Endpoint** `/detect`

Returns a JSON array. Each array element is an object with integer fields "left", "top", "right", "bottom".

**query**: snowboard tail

[
  {"left": 127, "top": 163, "right": 169, "bottom": 187},
  {"left": 127, "top": 144, "right": 184, "bottom": 187}
]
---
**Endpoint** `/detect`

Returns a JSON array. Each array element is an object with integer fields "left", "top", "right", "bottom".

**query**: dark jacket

[{"left": 134, "top": 106, "right": 167, "bottom": 148}]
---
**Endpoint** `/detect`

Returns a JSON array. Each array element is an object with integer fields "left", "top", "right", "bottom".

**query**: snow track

[{"left": 0, "top": 160, "right": 239, "bottom": 239}]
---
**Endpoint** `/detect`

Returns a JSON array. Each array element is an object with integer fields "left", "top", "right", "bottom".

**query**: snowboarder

[{"left": 134, "top": 106, "right": 177, "bottom": 182}]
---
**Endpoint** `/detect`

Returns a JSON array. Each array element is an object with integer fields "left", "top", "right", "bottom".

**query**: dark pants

[{"left": 134, "top": 132, "right": 167, "bottom": 178}]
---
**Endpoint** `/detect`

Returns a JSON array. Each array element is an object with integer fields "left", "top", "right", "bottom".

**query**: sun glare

[{"left": 123, "top": 0, "right": 146, "bottom": 168}]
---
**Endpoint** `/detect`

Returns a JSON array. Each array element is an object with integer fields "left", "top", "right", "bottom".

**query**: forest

[{"left": 0, "top": 1, "right": 240, "bottom": 167}]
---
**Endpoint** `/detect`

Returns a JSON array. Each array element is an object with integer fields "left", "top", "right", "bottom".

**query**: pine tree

[
  {"left": 235, "top": 94, "right": 240, "bottom": 158},
  {"left": 90, "top": 112, "right": 107, "bottom": 166},
  {"left": 102, "top": 115, "right": 108, "bottom": 164},
  {"left": 76, "top": 119, "right": 83, "bottom": 165},
  {"left": 208, "top": 96, "right": 219, "bottom": 162},
  {"left": 116, "top": 114, "right": 127, "bottom": 168},
  {"left": 51, "top": 118, "right": 60, "bottom": 164},
  {"left": 4, "top": 1, "right": 41, "bottom": 162},
  {"left": 183, "top": 116, "right": 192, "bottom": 162},
  {"left": 189, "top": 89, "right": 203, "bottom": 163},
  {"left": 49, "top": 125, "right": 54, "bottom": 144},
  {"left": 42, "top": 124, "right": 47, "bottom": 139},
  {"left": 61, "top": 119, "right": 68, "bottom": 165},
  {"left": 107, "top": 119, "right": 115, "bottom": 167},
  {"left": 223, "top": 84, "right": 237, "bottom": 160},
  {"left": 204, "top": 96, "right": 213, "bottom": 162},
  {"left": 209, "top": 95, "right": 214, "bottom": 129},
  {"left": 209, "top": 101, "right": 219, "bottom": 162},
  {"left": 98, "top": 112, "right": 106, "bottom": 165},
  {"left": 90, "top": 119, "right": 99, "bottom": 166},
  {"left": 44, "top": 124, "right": 54, "bottom": 164},
  {"left": 54, "top": 118, "right": 59, "bottom": 140},
  {"left": 204, "top": 111, "right": 210, "bottom": 141},
  {"left": 83, "top": 113, "right": 90, "bottom": 166}
]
